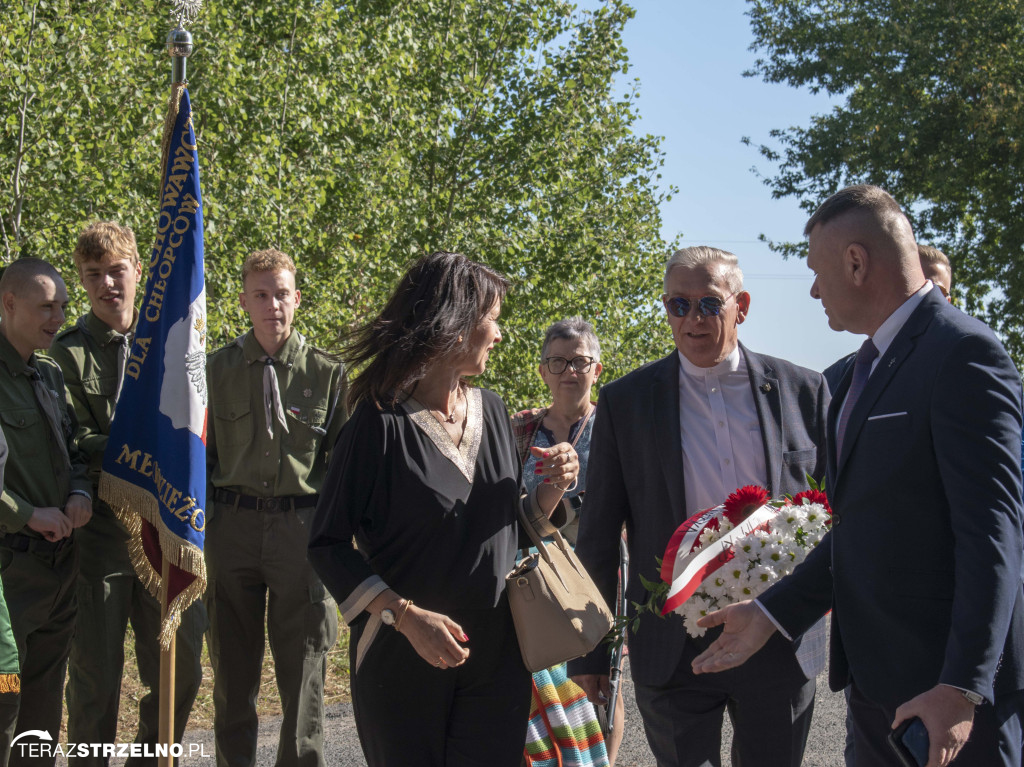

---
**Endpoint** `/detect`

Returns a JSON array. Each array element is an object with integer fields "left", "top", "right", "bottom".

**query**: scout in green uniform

[
  {"left": 0, "top": 258, "right": 92, "bottom": 767},
  {"left": 49, "top": 221, "right": 206, "bottom": 765},
  {"left": 206, "top": 249, "right": 346, "bottom": 767}
]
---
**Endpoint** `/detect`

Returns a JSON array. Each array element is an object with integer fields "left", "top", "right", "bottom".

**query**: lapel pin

[
  {"left": 760, "top": 383, "right": 772, "bottom": 393},
  {"left": 888, "top": 358, "right": 895, "bottom": 368},
  {"left": 303, "top": 388, "right": 313, "bottom": 398}
]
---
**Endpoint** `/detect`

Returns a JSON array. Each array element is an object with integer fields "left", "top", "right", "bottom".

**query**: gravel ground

[{"left": 162, "top": 655, "right": 848, "bottom": 767}]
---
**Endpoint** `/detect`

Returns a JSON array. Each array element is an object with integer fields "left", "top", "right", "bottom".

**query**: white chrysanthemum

[
  {"left": 704, "top": 577, "right": 728, "bottom": 603},
  {"left": 777, "top": 510, "right": 801, "bottom": 532},
  {"left": 683, "top": 611, "right": 708, "bottom": 638},
  {"left": 761, "top": 542, "right": 787, "bottom": 565},
  {"left": 698, "top": 527, "right": 720, "bottom": 547},
  {"left": 803, "top": 504, "right": 828, "bottom": 530},
  {"left": 749, "top": 563, "right": 776, "bottom": 586}
]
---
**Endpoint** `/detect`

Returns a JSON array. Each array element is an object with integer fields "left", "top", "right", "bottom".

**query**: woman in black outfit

[{"left": 308, "top": 252, "right": 579, "bottom": 767}]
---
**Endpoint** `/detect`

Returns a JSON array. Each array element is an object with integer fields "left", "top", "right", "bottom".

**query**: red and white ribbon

[{"left": 662, "top": 503, "right": 777, "bottom": 615}]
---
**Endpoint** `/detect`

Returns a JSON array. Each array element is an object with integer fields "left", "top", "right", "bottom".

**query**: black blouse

[{"left": 309, "top": 386, "right": 531, "bottom": 632}]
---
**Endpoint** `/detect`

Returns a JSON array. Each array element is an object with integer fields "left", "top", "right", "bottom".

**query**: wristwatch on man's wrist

[{"left": 961, "top": 689, "right": 984, "bottom": 706}]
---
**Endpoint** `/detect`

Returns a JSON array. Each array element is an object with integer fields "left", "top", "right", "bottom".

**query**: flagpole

[
  {"left": 157, "top": 24, "right": 192, "bottom": 767},
  {"left": 158, "top": 559, "right": 177, "bottom": 767}
]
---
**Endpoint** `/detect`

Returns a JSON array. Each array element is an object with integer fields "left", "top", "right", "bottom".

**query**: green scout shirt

[
  {"left": 207, "top": 330, "right": 347, "bottom": 498},
  {"left": 49, "top": 311, "right": 135, "bottom": 540},
  {"left": 0, "top": 331, "right": 91, "bottom": 534}
]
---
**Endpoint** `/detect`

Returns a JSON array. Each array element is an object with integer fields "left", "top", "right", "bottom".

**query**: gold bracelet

[{"left": 394, "top": 598, "right": 413, "bottom": 631}]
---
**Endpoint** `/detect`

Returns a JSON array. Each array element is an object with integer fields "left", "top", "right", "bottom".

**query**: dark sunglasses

[
  {"left": 663, "top": 293, "right": 735, "bottom": 318},
  {"left": 544, "top": 356, "right": 596, "bottom": 375}
]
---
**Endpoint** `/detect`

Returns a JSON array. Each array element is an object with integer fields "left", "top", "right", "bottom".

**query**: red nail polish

[
  {"left": 536, "top": 462, "right": 544, "bottom": 468},
  {"left": 462, "top": 633, "right": 469, "bottom": 641},
  {"left": 534, "top": 469, "right": 543, "bottom": 474},
  {"left": 543, "top": 452, "right": 550, "bottom": 458},
  {"left": 544, "top": 478, "right": 550, "bottom": 483}
]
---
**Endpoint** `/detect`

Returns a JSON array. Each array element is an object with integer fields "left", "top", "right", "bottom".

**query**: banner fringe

[
  {"left": 99, "top": 471, "right": 206, "bottom": 651},
  {"left": 159, "top": 83, "right": 186, "bottom": 184},
  {"left": 0, "top": 675, "right": 19, "bottom": 694}
]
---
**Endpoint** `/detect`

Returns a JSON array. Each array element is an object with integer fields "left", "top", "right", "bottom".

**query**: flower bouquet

[{"left": 625, "top": 482, "right": 831, "bottom": 640}]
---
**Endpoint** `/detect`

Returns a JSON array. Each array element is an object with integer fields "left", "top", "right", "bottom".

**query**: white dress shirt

[{"left": 678, "top": 345, "right": 766, "bottom": 516}]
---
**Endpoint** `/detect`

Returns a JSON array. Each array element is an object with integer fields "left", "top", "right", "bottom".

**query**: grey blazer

[{"left": 569, "top": 343, "right": 829, "bottom": 686}]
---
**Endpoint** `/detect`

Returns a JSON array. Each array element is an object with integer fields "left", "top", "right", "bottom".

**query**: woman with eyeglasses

[
  {"left": 308, "top": 252, "right": 579, "bottom": 767},
  {"left": 512, "top": 317, "right": 624, "bottom": 767}
]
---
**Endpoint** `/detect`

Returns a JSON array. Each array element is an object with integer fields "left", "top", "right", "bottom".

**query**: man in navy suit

[
  {"left": 693, "top": 185, "right": 1024, "bottom": 767},
  {"left": 569, "top": 246, "right": 830, "bottom": 766}
]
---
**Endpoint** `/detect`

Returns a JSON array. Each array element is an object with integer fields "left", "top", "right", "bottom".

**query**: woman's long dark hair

[{"left": 343, "top": 251, "right": 509, "bottom": 411}]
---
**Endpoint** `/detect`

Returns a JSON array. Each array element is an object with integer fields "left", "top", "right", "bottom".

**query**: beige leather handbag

[{"left": 506, "top": 506, "right": 614, "bottom": 672}]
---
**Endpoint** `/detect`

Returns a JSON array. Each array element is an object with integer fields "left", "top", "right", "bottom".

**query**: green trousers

[
  {"left": 205, "top": 501, "right": 338, "bottom": 767},
  {"left": 0, "top": 538, "right": 77, "bottom": 767},
  {"left": 65, "top": 520, "right": 206, "bottom": 767}
]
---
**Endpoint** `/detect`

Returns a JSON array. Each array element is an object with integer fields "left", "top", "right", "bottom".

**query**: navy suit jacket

[
  {"left": 762, "top": 290, "right": 1024, "bottom": 708},
  {"left": 569, "top": 344, "right": 829, "bottom": 686},
  {"left": 822, "top": 352, "right": 854, "bottom": 395}
]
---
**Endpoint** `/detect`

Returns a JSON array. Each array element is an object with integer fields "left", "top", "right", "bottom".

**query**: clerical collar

[{"left": 677, "top": 345, "right": 743, "bottom": 377}]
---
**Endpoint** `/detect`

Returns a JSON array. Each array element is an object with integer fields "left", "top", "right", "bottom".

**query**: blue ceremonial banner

[{"left": 100, "top": 84, "right": 207, "bottom": 648}]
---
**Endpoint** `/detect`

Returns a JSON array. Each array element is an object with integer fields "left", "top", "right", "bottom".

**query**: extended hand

[
  {"left": 690, "top": 600, "right": 777, "bottom": 674},
  {"left": 530, "top": 443, "right": 579, "bottom": 490},
  {"left": 26, "top": 506, "right": 72, "bottom": 541},
  {"left": 571, "top": 673, "right": 610, "bottom": 706},
  {"left": 892, "top": 685, "right": 975, "bottom": 767},
  {"left": 64, "top": 494, "right": 93, "bottom": 529},
  {"left": 399, "top": 605, "right": 471, "bottom": 670}
]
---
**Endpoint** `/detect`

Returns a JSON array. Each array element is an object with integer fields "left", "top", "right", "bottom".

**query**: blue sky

[{"left": 601, "top": 0, "right": 861, "bottom": 372}]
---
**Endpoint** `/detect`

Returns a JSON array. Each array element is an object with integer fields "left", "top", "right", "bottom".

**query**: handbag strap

[
  {"left": 568, "top": 403, "right": 595, "bottom": 451},
  {"left": 516, "top": 504, "right": 569, "bottom": 566},
  {"left": 515, "top": 504, "right": 586, "bottom": 592}
]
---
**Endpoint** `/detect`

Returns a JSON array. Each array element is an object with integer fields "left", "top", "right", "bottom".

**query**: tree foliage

[
  {"left": 744, "top": 0, "right": 1024, "bottom": 362},
  {"left": 2, "top": 0, "right": 673, "bottom": 409}
]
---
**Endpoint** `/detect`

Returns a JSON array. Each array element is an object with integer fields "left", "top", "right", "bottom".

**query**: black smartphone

[{"left": 887, "top": 717, "right": 929, "bottom": 767}]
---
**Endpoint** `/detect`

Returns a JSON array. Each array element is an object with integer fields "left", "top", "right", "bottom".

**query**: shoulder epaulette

[
  {"left": 54, "top": 316, "right": 89, "bottom": 343},
  {"left": 207, "top": 340, "right": 241, "bottom": 358}
]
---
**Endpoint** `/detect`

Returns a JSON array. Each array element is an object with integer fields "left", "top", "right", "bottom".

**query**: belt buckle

[{"left": 259, "top": 497, "right": 279, "bottom": 512}]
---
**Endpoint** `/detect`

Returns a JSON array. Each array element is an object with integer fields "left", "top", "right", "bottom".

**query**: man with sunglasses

[{"left": 570, "top": 246, "right": 830, "bottom": 767}]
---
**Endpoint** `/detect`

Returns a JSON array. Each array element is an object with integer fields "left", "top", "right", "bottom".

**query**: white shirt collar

[
  {"left": 871, "top": 282, "right": 933, "bottom": 359},
  {"left": 677, "top": 344, "right": 743, "bottom": 378}
]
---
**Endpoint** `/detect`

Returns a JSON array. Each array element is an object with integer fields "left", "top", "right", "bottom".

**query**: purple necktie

[{"left": 836, "top": 338, "right": 879, "bottom": 456}]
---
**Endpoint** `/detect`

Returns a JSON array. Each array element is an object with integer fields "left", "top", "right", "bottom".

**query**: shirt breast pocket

[
  {"left": 0, "top": 408, "right": 42, "bottom": 458},
  {"left": 283, "top": 405, "right": 328, "bottom": 455},
  {"left": 211, "top": 399, "right": 252, "bottom": 447},
  {"left": 82, "top": 375, "right": 117, "bottom": 424}
]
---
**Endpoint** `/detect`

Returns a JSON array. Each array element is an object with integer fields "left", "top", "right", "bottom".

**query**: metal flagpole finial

[{"left": 167, "top": 0, "right": 201, "bottom": 83}]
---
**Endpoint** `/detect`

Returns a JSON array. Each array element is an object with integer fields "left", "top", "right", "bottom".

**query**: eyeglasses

[
  {"left": 663, "top": 293, "right": 735, "bottom": 318},
  {"left": 544, "top": 356, "right": 596, "bottom": 375}
]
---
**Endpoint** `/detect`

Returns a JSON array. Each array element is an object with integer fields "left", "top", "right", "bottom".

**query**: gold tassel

[
  {"left": 99, "top": 471, "right": 207, "bottom": 651},
  {"left": 0, "top": 675, "right": 21, "bottom": 694}
]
